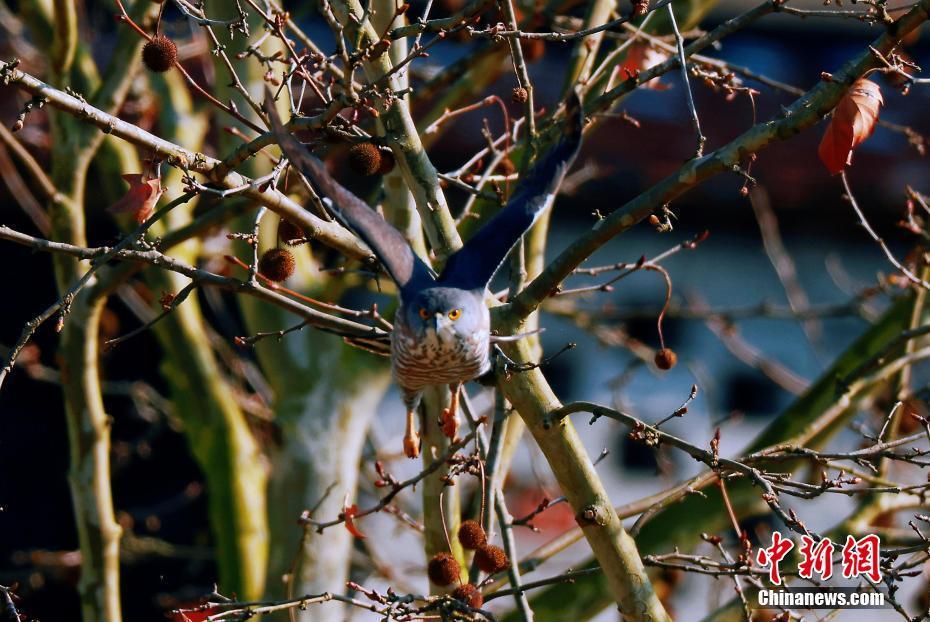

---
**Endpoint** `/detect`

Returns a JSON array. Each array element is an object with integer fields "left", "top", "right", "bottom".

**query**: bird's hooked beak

[{"left": 426, "top": 312, "right": 455, "bottom": 341}]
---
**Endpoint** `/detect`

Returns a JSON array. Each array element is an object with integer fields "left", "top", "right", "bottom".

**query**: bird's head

[{"left": 401, "top": 287, "right": 487, "bottom": 344}]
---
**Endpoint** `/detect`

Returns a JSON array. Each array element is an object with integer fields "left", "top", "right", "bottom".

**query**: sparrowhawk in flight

[{"left": 267, "top": 89, "right": 583, "bottom": 458}]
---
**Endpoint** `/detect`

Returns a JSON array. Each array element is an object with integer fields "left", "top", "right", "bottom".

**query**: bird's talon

[
  {"left": 403, "top": 430, "right": 421, "bottom": 459},
  {"left": 440, "top": 408, "right": 459, "bottom": 440},
  {"left": 441, "top": 384, "right": 461, "bottom": 440},
  {"left": 404, "top": 408, "right": 421, "bottom": 459}
]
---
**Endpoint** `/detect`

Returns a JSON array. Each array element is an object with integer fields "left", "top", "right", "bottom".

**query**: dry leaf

[
  {"left": 618, "top": 43, "right": 669, "bottom": 90},
  {"left": 343, "top": 503, "right": 366, "bottom": 538},
  {"left": 818, "top": 78, "right": 883, "bottom": 175},
  {"left": 107, "top": 172, "right": 163, "bottom": 223}
]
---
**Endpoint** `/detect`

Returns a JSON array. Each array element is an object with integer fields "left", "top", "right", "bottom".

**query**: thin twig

[
  {"left": 666, "top": 1, "right": 705, "bottom": 157},
  {"left": 841, "top": 171, "right": 930, "bottom": 290}
]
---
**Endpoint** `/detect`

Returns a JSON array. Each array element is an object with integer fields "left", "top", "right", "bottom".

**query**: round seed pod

[
  {"left": 474, "top": 544, "right": 508, "bottom": 574},
  {"left": 348, "top": 142, "right": 382, "bottom": 176},
  {"left": 427, "top": 552, "right": 461, "bottom": 586},
  {"left": 259, "top": 248, "right": 296, "bottom": 282},
  {"left": 277, "top": 219, "right": 307, "bottom": 246},
  {"left": 377, "top": 148, "right": 396, "bottom": 175},
  {"left": 142, "top": 36, "right": 178, "bottom": 73},
  {"left": 457, "top": 520, "right": 487, "bottom": 550},
  {"left": 452, "top": 583, "right": 483, "bottom": 609},
  {"left": 654, "top": 348, "right": 677, "bottom": 370},
  {"left": 512, "top": 87, "right": 529, "bottom": 104}
]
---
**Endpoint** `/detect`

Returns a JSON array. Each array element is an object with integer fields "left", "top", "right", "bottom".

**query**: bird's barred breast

[{"left": 391, "top": 330, "right": 490, "bottom": 391}]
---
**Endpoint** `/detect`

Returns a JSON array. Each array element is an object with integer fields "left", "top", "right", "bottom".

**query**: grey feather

[
  {"left": 438, "top": 89, "right": 584, "bottom": 291},
  {"left": 265, "top": 91, "right": 434, "bottom": 295}
]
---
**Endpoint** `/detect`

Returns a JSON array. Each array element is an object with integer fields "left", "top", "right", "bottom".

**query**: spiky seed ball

[
  {"left": 348, "top": 142, "right": 382, "bottom": 176},
  {"left": 453, "top": 583, "right": 484, "bottom": 609},
  {"left": 457, "top": 520, "right": 487, "bottom": 550},
  {"left": 427, "top": 552, "right": 461, "bottom": 586},
  {"left": 377, "top": 149, "right": 396, "bottom": 175},
  {"left": 142, "top": 36, "right": 178, "bottom": 73},
  {"left": 277, "top": 219, "right": 307, "bottom": 246},
  {"left": 259, "top": 248, "right": 296, "bottom": 282},
  {"left": 512, "top": 87, "right": 528, "bottom": 104},
  {"left": 474, "top": 545, "right": 508, "bottom": 574},
  {"left": 654, "top": 348, "right": 677, "bottom": 371}
]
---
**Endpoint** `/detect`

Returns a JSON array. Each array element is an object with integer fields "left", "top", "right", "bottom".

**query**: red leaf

[
  {"left": 108, "top": 172, "right": 163, "bottom": 223},
  {"left": 818, "top": 78, "right": 883, "bottom": 174},
  {"left": 343, "top": 504, "right": 366, "bottom": 539},
  {"left": 167, "top": 605, "right": 222, "bottom": 622},
  {"left": 617, "top": 43, "right": 669, "bottom": 90}
]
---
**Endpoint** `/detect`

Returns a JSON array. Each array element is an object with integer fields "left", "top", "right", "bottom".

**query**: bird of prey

[{"left": 267, "top": 90, "right": 584, "bottom": 458}]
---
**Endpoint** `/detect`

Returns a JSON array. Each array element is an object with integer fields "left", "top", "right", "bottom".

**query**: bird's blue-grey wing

[
  {"left": 265, "top": 94, "right": 434, "bottom": 293},
  {"left": 438, "top": 89, "right": 584, "bottom": 291}
]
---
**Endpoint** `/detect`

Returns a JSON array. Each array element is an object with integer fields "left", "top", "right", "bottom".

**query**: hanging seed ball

[
  {"left": 348, "top": 142, "right": 382, "bottom": 176},
  {"left": 453, "top": 583, "right": 484, "bottom": 609},
  {"left": 142, "top": 36, "right": 178, "bottom": 73},
  {"left": 277, "top": 219, "right": 307, "bottom": 246},
  {"left": 654, "top": 348, "right": 677, "bottom": 371},
  {"left": 377, "top": 148, "right": 396, "bottom": 175},
  {"left": 427, "top": 552, "right": 461, "bottom": 586},
  {"left": 474, "top": 544, "right": 509, "bottom": 574},
  {"left": 259, "top": 248, "right": 296, "bottom": 282},
  {"left": 512, "top": 86, "right": 529, "bottom": 104},
  {"left": 457, "top": 519, "right": 487, "bottom": 550}
]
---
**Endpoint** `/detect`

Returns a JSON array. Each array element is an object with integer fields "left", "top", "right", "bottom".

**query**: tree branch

[{"left": 501, "top": 0, "right": 930, "bottom": 325}]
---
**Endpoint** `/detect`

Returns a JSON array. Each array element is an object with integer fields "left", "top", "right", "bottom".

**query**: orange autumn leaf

[
  {"left": 108, "top": 173, "right": 163, "bottom": 223},
  {"left": 618, "top": 42, "right": 669, "bottom": 90},
  {"left": 818, "top": 78, "right": 883, "bottom": 175},
  {"left": 343, "top": 504, "right": 366, "bottom": 538}
]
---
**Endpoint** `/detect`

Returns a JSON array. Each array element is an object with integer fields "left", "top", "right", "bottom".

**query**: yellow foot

[
  {"left": 440, "top": 407, "right": 459, "bottom": 440},
  {"left": 441, "top": 383, "right": 461, "bottom": 440},
  {"left": 404, "top": 409, "right": 421, "bottom": 459},
  {"left": 403, "top": 430, "right": 421, "bottom": 459}
]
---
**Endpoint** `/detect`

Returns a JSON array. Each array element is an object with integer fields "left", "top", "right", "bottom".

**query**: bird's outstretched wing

[
  {"left": 438, "top": 89, "right": 584, "bottom": 291},
  {"left": 265, "top": 92, "right": 434, "bottom": 294}
]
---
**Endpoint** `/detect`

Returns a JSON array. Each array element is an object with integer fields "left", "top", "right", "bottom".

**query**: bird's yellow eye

[
  {"left": 419, "top": 308, "right": 430, "bottom": 320},
  {"left": 448, "top": 308, "right": 462, "bottom": 321}
]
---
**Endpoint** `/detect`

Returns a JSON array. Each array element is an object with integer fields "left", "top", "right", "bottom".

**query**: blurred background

[{"left": 0, "top": 0, "right": 928, "bottom": 619}]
